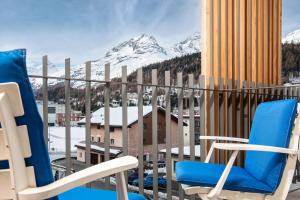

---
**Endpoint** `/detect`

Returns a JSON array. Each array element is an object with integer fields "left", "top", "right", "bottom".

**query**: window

[
  {"left": 97, "top": 125, "right": 101, "bottom": 129},
  {"left": 143, "top": 123, "right": 147, "bottom": 130},
  {"left": 97, "top": 137, "right": 101, "bottom": 142},
  {"left": 48, "top": 107, "right": 56, "bottom": 114},
  {"left": 79, "top": 152, "right": 83, "bottom": 158},
  {"left": 111, "top": 139, "right": 115, "bottom": 145},
  {"left": 110, "top": 127, "right": 115, "bottom": 132},
  {"left": 195, "top": 120, "right": 201, "bottom": 128},
  {"left": 91, "top": 136, "right": 95, "bottom": 142},
  {"left": 158, "top": 123, "right": 162, "bottom": 130}
]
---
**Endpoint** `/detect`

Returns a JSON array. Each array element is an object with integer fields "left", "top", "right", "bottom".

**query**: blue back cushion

[
  {"left": 0, "top": 49, "right": 57, "bottom": 199},
  {"left": 245, "top": 99, "right": 297, "bottom": 192}
]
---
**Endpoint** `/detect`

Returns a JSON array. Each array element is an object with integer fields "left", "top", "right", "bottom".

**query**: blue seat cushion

[
  {"left": 59, "top": 187, "right": 146, "bottom": 200},
  {"left": 0, "top": 49, "right": 56, "bottom": 199},
  {"left": 245, "top": 99, "right": 297, "bottom": 192},
  {"left": 176, "top": 161, "right": 273, "bottom": 193}
]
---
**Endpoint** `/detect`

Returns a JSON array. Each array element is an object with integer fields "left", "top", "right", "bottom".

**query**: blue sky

[{"left": 0, "top": 0, "right": 299, "bottom": 65}]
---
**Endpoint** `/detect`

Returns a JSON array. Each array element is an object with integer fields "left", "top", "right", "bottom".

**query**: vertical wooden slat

[
  {"left": 137, "top": 68, "right": 144, "bottom": 194},
  {"left": 273, "top": 0, "right": 279, "bottom": 85},
  {"left": 189, "top": 75, "right": 195, "bottom": 161},
  {"left": 228, "top": 0, "right": 234, "bottom": 80},
  {"left": 104, "top": 64, "right": 110, "bottom": 188},
  {"left": 199, "top": 75, "right": 206, "bottom": 162},
  {"left": 152, "top": 69, "right": 158, "bottom": 199},
  {"left": 278, "top": 0, "right": 282, "bottom": 84},
  {"left": 240, "top": 0, "right": 246, "bottom": 81},
  {"left": 42, "top": 55, "right": 48, "bottom": 148},
  {"left": 234, "top": 0, "right": 240, "bottom": 81},
  {"left": 257, "top": 0, "right": 263, "bottom": 83},
  {"left": 165, "top": 71, "right": 172, "bottom": 199},
  {"left": 251, "top": 0, "right": 258, "bottom": 83},
  {"left": 213, "top": 0, "right": 221, "bottom": 79},
  {"left": 221, "top": 0, "right": 228, "bottom": 79},
  {"left": 202, "top": 0, "right": 213, "bottom": 78},
  {"left": 263, "top": 0, "right": 270, "bottom": 84},
  {"left": 65, "top": 58, "right": 71, "bottom": 175},
  {"left": 269, "top": 0, "right": 274, "bottom": 84},
  {"left": 246, "top": 0, "right": 252, "bottom": 82},
  {"left": 85, "top": 61, "right": 91, "bottom": 170}
]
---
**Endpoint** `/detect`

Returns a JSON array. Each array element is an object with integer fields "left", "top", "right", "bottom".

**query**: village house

[{"left": 76, "top": 106, "right": 186, "bottom": 164}]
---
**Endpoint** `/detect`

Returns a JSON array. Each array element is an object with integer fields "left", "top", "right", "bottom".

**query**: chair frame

[
  {"left": 0, "top": 83, "right": 138, "bottom": 200},
  {"left": 181, "top": 116, "right": 300, "bottom": 200}
]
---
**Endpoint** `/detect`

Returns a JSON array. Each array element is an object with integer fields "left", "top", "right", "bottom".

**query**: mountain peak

[
  {"left": 172, "top": 32, "right": 201, "bottom": 56},
  {"left": 283, "top": 29, "right": 300, "bottom": 43}
]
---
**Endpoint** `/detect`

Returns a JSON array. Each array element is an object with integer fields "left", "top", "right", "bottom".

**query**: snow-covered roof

[
  {"left": 79, "top": 106, "right": 152, "bottom": 127},
  {"left": 76, "top": 142, "right": 121, "bottom": 155},
  {"left": 160, "top": 145, "right": 201, "bottom": 158},
  {"left": 79, "top": 106, "right": 183, "bottom": 127}
]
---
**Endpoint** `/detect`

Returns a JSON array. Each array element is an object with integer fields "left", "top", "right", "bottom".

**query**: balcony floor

[{"left": 288, "top": 190, "right": 300, "bottom": 200}]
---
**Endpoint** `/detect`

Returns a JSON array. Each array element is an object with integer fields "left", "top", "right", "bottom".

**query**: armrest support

[
  {"left": 200, "top": 136, "right": 249, "bottom": 143},
  {"left": 203, "top": 136, "right": 248, "bottom": 163},
  {"left": 18, "top": 156, "right": 138, "bottom": 200},
  {"left": 214, "top": 143, "right": 298, "bottom": 155}
]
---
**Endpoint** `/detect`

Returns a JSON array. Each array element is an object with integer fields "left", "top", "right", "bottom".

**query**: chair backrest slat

[
  {"left": 0, "top": 125, "right": 31, "bottom": 161},
  {"left": 0, "top": 83, "right": 24, "bottom": 117},
  {"left": 0, "top": 169, "right": 15, "bottom": 199}
]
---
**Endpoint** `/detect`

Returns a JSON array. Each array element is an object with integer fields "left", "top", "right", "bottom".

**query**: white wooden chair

[
  {"left": 176, "top": 99, "right": 300, "bottom": 200},
  {"left": 0, "top": 82, "right": 145, "bottom": 200}
]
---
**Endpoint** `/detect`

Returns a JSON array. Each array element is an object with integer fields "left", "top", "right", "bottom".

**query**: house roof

[
  {"left": 76, "top": 142, "right": 122, "bottom": 155},
  {"left": 79, "top": 106, "right": 186, "bottom": 127},
  {"left": 159, "top": 145, "right": 201, "bottom": 158}
]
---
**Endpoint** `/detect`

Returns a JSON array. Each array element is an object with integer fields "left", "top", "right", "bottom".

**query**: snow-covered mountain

[
  {"left": 283, "top": 29, "right": 300, "bottom": 43},
  {"left": 171, "top": 32, "right": 201, "bottom": 56},
  {"left": 29, "top": 32, "right": 201, "bottom": 89}
]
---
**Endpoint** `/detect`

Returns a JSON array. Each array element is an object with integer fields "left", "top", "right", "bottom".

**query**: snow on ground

[{"left": 48, "top": 126, "right": 85, "bottom": 154}]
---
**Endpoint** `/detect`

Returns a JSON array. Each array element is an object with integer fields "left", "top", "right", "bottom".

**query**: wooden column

[
  {"left": 201, "top": 0, "right": 282, "bottom": 159},
  {"left": 202, "top": 0, "right": 282, "bottom": 85}
]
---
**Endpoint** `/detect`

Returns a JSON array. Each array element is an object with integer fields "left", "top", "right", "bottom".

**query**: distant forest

[
  {"left": 282, "top": 42, "right": 300, "bottom": 81},
  {"left": 36, "top": 43, "right": 300, "bottom": 112}
]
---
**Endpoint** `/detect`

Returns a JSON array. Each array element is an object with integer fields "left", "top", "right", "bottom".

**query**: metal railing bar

[
  {"left": 152, "top": 69, "right": 159, "bottom": 200},
  {"left": 165, "top": 71, "right": 172, "bottom": 200},
  {"left": 189, "top": 74, "right": 195, "bottom": 161},
  {"left": 85, "top": 61, "right": 92, "bottom": 186},
  {"left": 65, "top": 58, "right": 71, "bottom": 175},
  {"left": 104, "top": 64, "right": 111, "bottom": 188},
  {"left": 29, "top": 74, "right": 300, "bottom": 93},
  {"left": 137, "top": 68, "right": 144, "bottom": 194},
  {"left": 42, "top": 56, "right": 49, "bottom": 149},
  {"left": 121, "top": 66, "right": 128, "bottom": 186}
]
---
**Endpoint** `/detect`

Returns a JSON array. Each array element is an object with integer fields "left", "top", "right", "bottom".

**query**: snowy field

[{"left": 48, "top": 126, "right": 85, "bottom": 160}]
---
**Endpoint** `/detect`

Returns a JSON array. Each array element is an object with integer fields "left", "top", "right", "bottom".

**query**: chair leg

[{"left": 116, "top": 172, "right": 129, "bottom": 200}]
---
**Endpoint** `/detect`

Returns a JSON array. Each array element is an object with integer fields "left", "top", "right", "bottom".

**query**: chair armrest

[
  {"left": 200, "top": 136, "right": 249, "bottom": 143},
  {"left": 214, "top": 143, "right": 298, "bottom": 155},
  {"left": 18, "top": 156, "right": 138, "bottom": 200}
]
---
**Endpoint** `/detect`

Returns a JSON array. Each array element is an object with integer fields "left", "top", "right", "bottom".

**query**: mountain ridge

[{"left": 28, "top": 32, "right": 201, "bottom": 89}]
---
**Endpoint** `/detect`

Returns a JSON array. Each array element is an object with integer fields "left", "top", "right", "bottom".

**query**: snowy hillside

[
  {"left": 29, "top": 32, "right": 201, "bottom": 89},
  {"left": 283, "top": 29, "right": 300, "bottom": 44}
]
